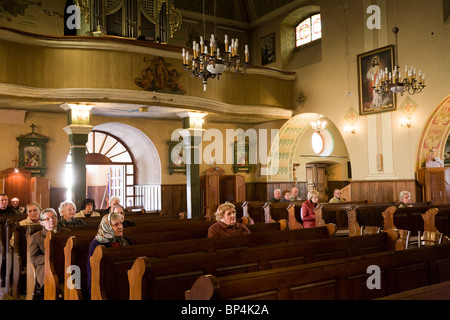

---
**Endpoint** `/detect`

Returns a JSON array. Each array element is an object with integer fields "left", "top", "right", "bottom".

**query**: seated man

[
  {"left": 398, "top": 191, "right": 413, "bottom": 208},
  {"left": 103, "top": 196, "right": 121, "bottom": 214},
  {"left": 329, "top": 189, "right": 346, "bottom": 203},
  {"left": 11, "top": 197, "right": 25, "bottom": 214},
  {"left": 270, "top": 189, "right": 282, "bottom": 203},
  {"left": 290, "top": 187, "right": 301, "bottom": 201},
  {"left": 111, "top": 204, "right": 135, "bottom": 228},
  {"left": 30, "top": 208, "right": 69, "bottom": 299},
  {"left": 0, "top": 194, "right": 19, "bottom": 216},
  {"left": 10, "top": 202, "right": 42, "bottom": 247}
]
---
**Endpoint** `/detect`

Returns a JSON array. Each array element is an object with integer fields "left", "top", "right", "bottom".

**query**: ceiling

[{"left": 174, "top": 0, "right": 296, "bottom": 24}]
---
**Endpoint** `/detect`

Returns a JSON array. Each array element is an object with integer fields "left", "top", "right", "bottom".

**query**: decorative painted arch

[
  {"left": 267, "top": 113, "right": 323, "bottom": 182},
  {"left": 416, "top": 95, "right": 450, "bottom": 170}
]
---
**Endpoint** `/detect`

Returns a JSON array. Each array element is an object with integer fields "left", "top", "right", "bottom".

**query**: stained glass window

[{"left": 296, "top": 13, "right": 321, "bottom": 47}]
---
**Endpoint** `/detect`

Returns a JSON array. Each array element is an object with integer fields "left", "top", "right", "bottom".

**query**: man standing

[
  {"left": 329, "top": 189, "right": 346, "bottom": 203},
  {"left": 0, "top": 194, "right": 19, "bottom": 216}
]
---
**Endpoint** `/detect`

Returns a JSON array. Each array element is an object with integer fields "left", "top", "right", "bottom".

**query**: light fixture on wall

[
  {"left": 400, "top": 117, "right": 412, "bottom": 128},
  {"left": 61, "top": 103, "right": 93, "bottom": 125},
  {"left": 181, "top": 0, "right": 249, "bottom": 91},
  {"left": 345, "top": 125, "right": 355, "bottom": 134},
  {"left": 311, "top": 119, "right": 327, "bottom": 132},
  {"left": 372, "top": 27, "right": 425, "bottom": 96}
]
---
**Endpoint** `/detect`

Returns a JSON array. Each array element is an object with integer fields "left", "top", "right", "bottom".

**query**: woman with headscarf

[{"left": 86, "top": 212, "right": 131, "bottom": 295}]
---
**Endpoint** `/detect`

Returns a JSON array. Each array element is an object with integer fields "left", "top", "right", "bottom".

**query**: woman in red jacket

[{"left": 301, "top": 190, "right": 320, "bottom": 228}]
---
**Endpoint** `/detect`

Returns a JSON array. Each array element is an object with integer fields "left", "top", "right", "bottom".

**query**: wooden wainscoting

[
  {"left": 161, "top": 184, "right": 187, "bottom": 217},
  {"left": 342, "top": 180, "right": 422, "bottom": 203}
]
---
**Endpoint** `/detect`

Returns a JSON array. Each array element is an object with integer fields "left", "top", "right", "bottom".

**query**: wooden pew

[
  {"left": 0, "top": 215, "right": 24, "bottom": 288},
  {"left": 186, "top": 241, "right": 450, "bottom": 300},
  {"left": 43, "top": 221, "right": 216, "bottom": 300},
  {"left": 10, "top": 224, "right": 42, "bottom": 299},
  {"left": 129, "top": 232, "right": 390, "bottom": 300},
  {"left": 89, "top": 226, "right": 334, "bottom": 300},
  {"left": 242, "top": 201, "right": 267, "bottom": 223},
  {"left": 48, "top": 219, "right": 287, "bottom": 300}
]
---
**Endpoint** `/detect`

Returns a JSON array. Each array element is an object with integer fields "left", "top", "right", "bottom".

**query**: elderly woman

[
  {"left": 86, "top": 212, "right": 131, "bottom": 295},
  {"left": 57, "top": 200, "right": 87, "bottom": 228},
  {"left": 207, "top": 203, "right": 251, "bottom": 238},
  {"left": 301, "top": 190, "right": 320, "bottom": 228},
  {"left": 75, "top": 198, "right": 100, "bottom": 217},
  {"left": 398, "top": 191, "right": 413, "bottom": 208}
]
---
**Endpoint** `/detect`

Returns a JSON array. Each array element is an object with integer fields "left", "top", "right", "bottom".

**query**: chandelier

[
  {"left": 372, "top": 27, "right": 425, "bottom": 96},
  {"left": 311, "top": 119, "right": 327, "bottom": 132},
  {"left": 181, "top": 0, "right": 249, "bottom": 91}
]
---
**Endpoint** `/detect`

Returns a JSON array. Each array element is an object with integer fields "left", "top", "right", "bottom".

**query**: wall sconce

[
  {"left": 61, "top": 103, "right": 93, "bottom": 125},
  {"left": 400, "top": 117, "right": 412, "bottom": 128},
  {"left": 178, "top": 112, "right": 207, "bottom": 129},
  {"left": 345, "top": 125, "right": 355, "bottom": 134}
]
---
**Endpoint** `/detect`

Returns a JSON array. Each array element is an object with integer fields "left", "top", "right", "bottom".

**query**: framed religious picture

[
  {"left": 260, "top": 33, "right": 276, "bottom": 65},
  {"left": 16, "top": 124, "right": 49, "bottom": 177},
  {"left": 232, "top": 138, "right": 251, "bottom": 174},
  {"left": 357, "top": 45, "right": 396, "bottom": 115},
  {"left": 167, "top": 138, "right": 186, "bottom": 175}
]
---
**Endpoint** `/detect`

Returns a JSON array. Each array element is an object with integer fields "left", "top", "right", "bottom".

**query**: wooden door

[{"left": 306, "top": 164, "right": 328, "bottom": 201}]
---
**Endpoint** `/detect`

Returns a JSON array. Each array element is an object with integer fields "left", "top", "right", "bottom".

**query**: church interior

[{"left": 0, "top": 0, "right": 450, "bottom": 303}]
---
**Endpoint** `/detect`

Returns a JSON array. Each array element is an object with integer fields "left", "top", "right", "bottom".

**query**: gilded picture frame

[{"left": 357, "top": 45, "right": 396, "bottom": 115}]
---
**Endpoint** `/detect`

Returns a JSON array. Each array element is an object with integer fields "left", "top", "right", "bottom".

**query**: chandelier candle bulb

[
  {"left": 245, "top": 45, "right": 249, "bottom": 63},
  {"left": 182, "top": 48, "right": 186, "bottom": 64}
]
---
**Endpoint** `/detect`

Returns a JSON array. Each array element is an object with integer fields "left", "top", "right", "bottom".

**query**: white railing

[{"left": 134, "top": 185, "right": 161, "bottom": 211}]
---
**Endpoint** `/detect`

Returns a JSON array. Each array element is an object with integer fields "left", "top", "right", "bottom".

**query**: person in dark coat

[{"left": 207, "top": 203, "right": 250, "bottom": 238}]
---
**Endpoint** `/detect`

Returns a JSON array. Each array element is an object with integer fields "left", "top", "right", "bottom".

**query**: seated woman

[
  {"left": 207, "top": 203, "right": 251, "bottom": 238},
  {"left": 398, "top": 191, "right": 413, "bottom": 208},
  {"left": 57, "top": 200, "right": 87, "bottom": 228},
  {"left": 75, "top": 198, "right": 100, "bottom": 217},
  {"left": 301, "top": 190, "right": 320, "bottom": 228},
  {"left": 86, "top": 212, "right": 131, "bottom": 295}
]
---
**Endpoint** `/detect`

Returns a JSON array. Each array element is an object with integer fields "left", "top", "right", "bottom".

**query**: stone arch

[{"left": 416, "top": 95, "right": 450, "bottom": 170}]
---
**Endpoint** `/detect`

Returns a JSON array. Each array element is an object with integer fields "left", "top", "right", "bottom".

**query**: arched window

[
  {"left": 311, "top": 129, "right": 334, "bottom": 156},
  {"left": 65, "top": 130, "right": 161, "bottom": 211},
  {"left": 296, "top": 13, "right": 321, "bottom": 47}
]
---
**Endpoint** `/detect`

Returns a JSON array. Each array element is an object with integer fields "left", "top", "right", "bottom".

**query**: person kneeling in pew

[
  {"left": 30, "top": 208, "right": 70, "bottom": 299},
  {"left": 86, "top": 212, "right": 132, "bottom": 295},
  {"left": 207, "top": 203, "right": 251, "bottom": 238}
]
